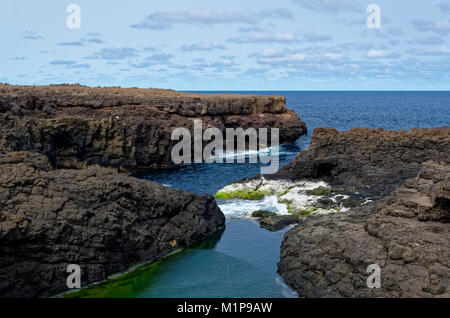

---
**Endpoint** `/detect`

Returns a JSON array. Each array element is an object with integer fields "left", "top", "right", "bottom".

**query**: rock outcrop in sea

[
  {"left": 215, "top": 127, "right": 449, "bottom": 230},
  {"left": 278, "top": 161, "right": 449, "bottom": 297},
  {"left": 276, "top": 127, "right": 450, "bottom": 297},
  {"left": 275, "top": 127, "right": 450, "bottom": 198},
  {"left": 0, "top": 151, "right": 225, "bottom": 298},
  {"left": 0, "top": 84, "right": 306, "bottom": 170}
]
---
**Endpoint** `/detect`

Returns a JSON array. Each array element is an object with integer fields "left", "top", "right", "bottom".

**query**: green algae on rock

[
  {"left": 215, "top": 189, "right": 271, "bottom": 200},
  {"left": 215, "top": 178, "right": 369, "bottom": 230},
  {"left": 251, "top": 211, "right": 301, "bottom": 231}
]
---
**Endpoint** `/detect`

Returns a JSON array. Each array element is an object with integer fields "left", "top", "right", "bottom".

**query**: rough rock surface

[
  {"left": 251, "top": 210, "right": 300, "bottom": 231},
  {"left": 275, "top": 127, "right": 450, "bottom": 198},
  {"left": 0, "top": 151, "right": 225, "bottom": 298},
  {"left": 278, "top": 161, "right": 450, "bottom": 297},
  {"left": 0, "top": 84, "right": 306, "bottom": 170}
]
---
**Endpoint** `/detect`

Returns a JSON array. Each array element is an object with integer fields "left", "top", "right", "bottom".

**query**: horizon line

[{"left": 2, "top": 83, "right": 449, "bottom": 92}]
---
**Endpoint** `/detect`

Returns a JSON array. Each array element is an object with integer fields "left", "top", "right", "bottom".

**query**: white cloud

[
  {"left": 191, "top": 56, "right": 239, "bottom": 71},
  {"left": 228, "top": 32, "right": 298, "bottom": 44},
  {"left": 179, "top": 43, "right": 226, "bottom": 52},
  {"left": 57, "top": 33, "right": 104, "bottom": 47},
  {"left": 294, "top": 0, "right": 362, "bottom": 13},
  {"left": 366, "top": 50, "right": 400, "bottom": 59},
  {"left": 323, "top": 52, "right": 344, "bottom": 61},
  {"left": 386, "top": 27, "right": 404, "bottom": 37},
  {"left": 439, "top": 1, "right": 450, "bottom": 14},
  {"left": 303, "top": 32, "right": 332, "bottom": 42},
  {"left": 367, "top": 50, "right": 388, "bottom": 58},
  {"left": 251, "top": 49, "right": 345, "bottom": 65},
  {"left": 413, "top": 36, "right": 444, "bottom": 45},
  {"left": 23, "top": 30, "right": 44, "bottom": 40},
  {"left": 413, "top": 36, "right": 445, "bottom": 45},
  {"left": 412, "top": 20, "right": 450, "bottom": 35},
  {"left": 415, "top": 46, "right": 450, "bottom": 56},
  {"left": 131, "top": 8, "right": 293, "bottom": 30},
  {"left": 249, "top": 49, "right": 287, "bottom": 58},
  {"left": 58, "top": 41, "right": 84, "bottom": 47},
  {"left": 87, "top": 47, "right": 139, "bottom": 60},
  {"left": 256, "top": 53, "right": 307, "bottom": 65},
  {"left": 49, "top": 60, "right": 90, "bottom": 69}
]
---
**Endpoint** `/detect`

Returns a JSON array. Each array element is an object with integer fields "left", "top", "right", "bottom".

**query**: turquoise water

[
  {"left": 133, "top": 219, "right": 296, "bottom": 298},
  {"left": 67, "top": 219, "right": 296, "bottom": 298},
  {"left": 72, "top": 91, "right": 450, "bottom": 298}
]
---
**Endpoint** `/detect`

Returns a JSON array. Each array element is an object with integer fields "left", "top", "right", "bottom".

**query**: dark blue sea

[{"left": 71, "top": 91, "right": 450, "bottom": 298}]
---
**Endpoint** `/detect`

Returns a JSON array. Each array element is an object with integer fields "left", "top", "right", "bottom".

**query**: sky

[{"left": 1, "top": 0, "right": 450, "bottom": 90}]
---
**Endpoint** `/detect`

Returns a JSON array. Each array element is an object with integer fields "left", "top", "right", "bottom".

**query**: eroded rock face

[
  {"left": 278, "top": 161, "right": 450, "bottom": 297},
  {"left": 275, "top": 127, "right": 450, "bottom": 198},
  {"left": 0, "top": 152, "right": 225, "bottom": 298},
  {"left": 0, "top": 84, "right": 306, "bottom": 169}
]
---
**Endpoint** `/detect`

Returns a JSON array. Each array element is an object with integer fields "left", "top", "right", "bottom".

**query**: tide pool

[{"left": 65, "top": 219, "right": 297, "bottom": 298}]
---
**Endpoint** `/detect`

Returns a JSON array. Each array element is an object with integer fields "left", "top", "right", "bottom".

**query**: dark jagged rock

[
  {"left": 278, "top": 161, "right": 450, "bottom": 297},
  {"left": 275, "top": 127, "right": 450, "bottom": 198},
  {"left": 0, "top": 151, "right": 225, "bottom": 298},
  {"left": 251, "top": 210, "right": 300, "bottom": 231},
  {"left": 0, "top": 84, "right": 306, "bottom": 170},
  {"left": 276, "top": 128, "right": 450, "bottom": 297}
]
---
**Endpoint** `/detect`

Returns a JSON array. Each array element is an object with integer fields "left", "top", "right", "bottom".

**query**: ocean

[{"left": 67, "top": 91, "right": 450, "bottom": 298}]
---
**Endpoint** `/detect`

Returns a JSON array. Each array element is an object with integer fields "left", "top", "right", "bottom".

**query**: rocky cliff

[
  {"left": 278, "top": 161, "right": 449, "bottom": 297},
  {"left": 276, "top": 127, "right": 450, "bottom": 297},
  {"left": 0, "top": 84, "right": 306, "bottom": 170},
  {"left": 275, "top": 127, "right": 450, "bottom": 198},
  {"left": 0, "top": 151, "right": 225, "bottom": 298}
]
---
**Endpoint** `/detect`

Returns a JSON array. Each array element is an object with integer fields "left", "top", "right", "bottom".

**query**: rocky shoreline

[
  {"left": 0, "top": 84, "right": 308, "bottom": 298},
  {"left": 274, "top": 127, "right": 450, "bottom": 198},
  {"left": 275, "top": 127, "right": 450, "bottom": 297},
  {"left": 279, "top": 161, "right": 449, "bottom": 297},
  {"left": 1, "top": 84, "right": 449, "bottom": 298},
  {"left": 0, "top": 84, "right": 306, "bottom": 170},
  {"left": 215, "top": 127, "right": 449, "bottom": 227},
  {"left": 214, "top": 126, "right": 449, "bottom": 296}
]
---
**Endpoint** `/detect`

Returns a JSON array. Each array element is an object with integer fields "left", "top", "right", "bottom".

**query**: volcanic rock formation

[
  {"left": 275, "top": 127, "right": 450, "bottom": 198},
  {"left": 0, "top": 84, "right": 306, "bottom": 170},
  {"left": 278, "top": 161, "right": 449, "bottom": 297},
  {"left": 276, "top": 127, "right": 450, "bottom": 297},
  {"left": 0, "top": 151, "right": 225, "bottom": 298}
]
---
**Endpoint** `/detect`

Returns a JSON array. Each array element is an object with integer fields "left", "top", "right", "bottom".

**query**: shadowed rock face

[
  {"left": 275, "top": 127, "right": 450, "bottom": 198},
  {"left": 0, "top": 152, "right": 225, "bottom": 298},
  {"left": 0, "top": 84, "right": 306, "bottom": 170},
  {"left": 278, "top": 161, "right": 450, "bottom": 298}
]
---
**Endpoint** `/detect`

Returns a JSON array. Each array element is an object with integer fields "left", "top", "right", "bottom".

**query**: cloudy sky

[{"left": 1, "top": 0, "right": 450, "bottom": 90}]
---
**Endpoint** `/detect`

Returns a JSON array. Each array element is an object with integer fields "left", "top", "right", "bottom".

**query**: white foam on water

[
  {"left": 275, "top": 276, "right": 299, "bottom": 298},
  {"left": 208, "top": 145, "right": 293, "bottom": 161},
  {"left": 217, "top": 178, "right": 330, "bottom": 197},
  {"left": 217, "top": 178, "right": 355, "bottom": 218},
  {"left": 278, "top": 190, "right": 318, "bottom": 210},
  {"left": 216, "top": 178, "right": 263, "bottom": 195},
  {"left": 217, "top": 195, "right": 288, "bottom": 218}
]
